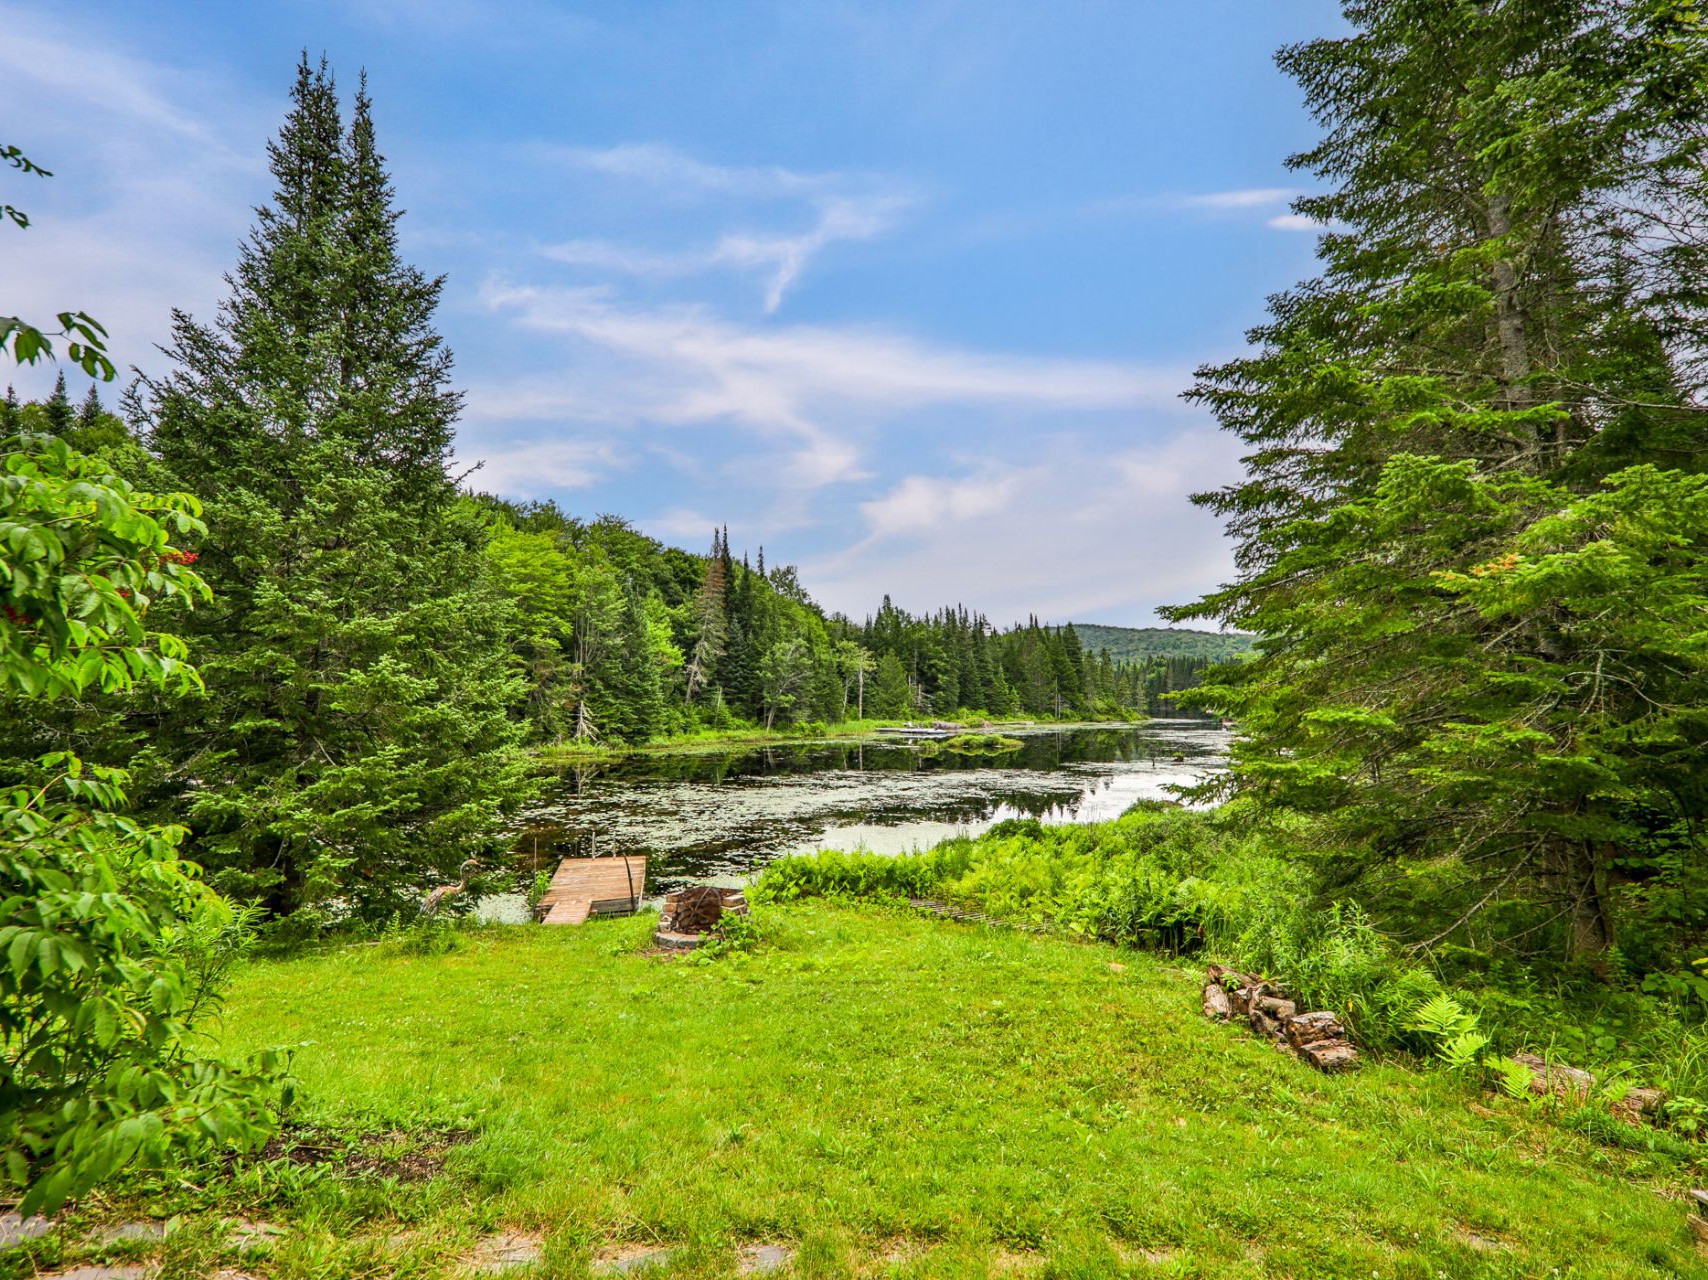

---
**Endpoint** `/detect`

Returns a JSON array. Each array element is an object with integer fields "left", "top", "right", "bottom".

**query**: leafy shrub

[{"left": 0, "top": 433, "right": 286, "bottom": 1212}]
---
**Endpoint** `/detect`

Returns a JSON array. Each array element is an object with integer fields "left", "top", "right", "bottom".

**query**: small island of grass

[{"left": 941, "top": 732, "right": 1026, "bottom": 754}]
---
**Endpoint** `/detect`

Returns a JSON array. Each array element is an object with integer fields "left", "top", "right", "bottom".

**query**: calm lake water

[{"left": 503, "top": 721, "right": 1231, "bottom": 899}]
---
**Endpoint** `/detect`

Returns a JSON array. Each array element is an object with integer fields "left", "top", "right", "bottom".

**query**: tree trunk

[
  {"left": 1485, "top": 192, "right": 1533, "bottom": 418},
  {"left": 1558, "top": 839, "right": 1614, "bottom": 961}
]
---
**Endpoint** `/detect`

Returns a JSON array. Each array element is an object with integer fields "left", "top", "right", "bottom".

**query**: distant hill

[{"left": 1072, "top": 624, "right": 1256, "bottom": 663}]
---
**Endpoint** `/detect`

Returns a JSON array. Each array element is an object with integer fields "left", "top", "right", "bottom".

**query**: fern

[
  {"left": 1488, "top": 1055, "right": 1536, "bottom": 1100},
  {"left": 1406, "top": 993, "right": 1490, "bottom": 1070},
  {"left": 1407, "top": 993, "right": 1479, "bottom": 1040},
  {"left": 1440, "top": 1030, "right": 1491, "bottom": 1071}
]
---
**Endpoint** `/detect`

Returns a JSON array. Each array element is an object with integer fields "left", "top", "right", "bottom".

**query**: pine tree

[
  {"left": 41, "top": 372, "right": 71, "bottom": 437},
  {"left": 133, "top": 56, "right": 529, "bottom": 921},
  {"left": 1168, "top": 0, "right": 1708, "bottom": 961},
  {"left": 868, "top": 651, "right": 913, "bottom": 719}
]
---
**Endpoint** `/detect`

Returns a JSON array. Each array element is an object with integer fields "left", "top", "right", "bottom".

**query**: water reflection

[{"left": 509, "top": 721, "right": 1229, "bottom": 894}]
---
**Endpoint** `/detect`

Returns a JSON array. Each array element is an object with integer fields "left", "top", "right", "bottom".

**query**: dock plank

[{"left": 538, "top": 856, "right": 645, "bottom": 925}]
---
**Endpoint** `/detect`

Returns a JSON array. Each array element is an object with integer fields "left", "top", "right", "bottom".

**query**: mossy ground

[{"left": 21, "top": 903, "right": 1705, "bottom": 1278}]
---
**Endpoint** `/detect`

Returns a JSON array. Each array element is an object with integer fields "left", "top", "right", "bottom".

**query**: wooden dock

[{"left": 538, "top": 856, "right": 646, "bottom": 925}]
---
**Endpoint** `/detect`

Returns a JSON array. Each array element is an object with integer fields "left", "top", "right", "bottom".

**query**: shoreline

[{"left": 529, "top": 716, "right": 1175, "bottom": 765}]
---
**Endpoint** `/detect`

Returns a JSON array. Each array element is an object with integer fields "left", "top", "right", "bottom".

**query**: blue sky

[{"left": 4, "top": 0, "right": 1344, "bottom": 625}]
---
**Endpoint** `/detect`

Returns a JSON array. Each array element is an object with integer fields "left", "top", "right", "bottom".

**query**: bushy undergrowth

[{"left": 755, "top": 803, "right": 1708, "bottom": 1111}]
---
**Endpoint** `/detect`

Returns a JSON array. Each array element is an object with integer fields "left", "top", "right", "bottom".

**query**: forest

[{"left": 6, "top": 2, "right": 1708, "bottom": 1274}]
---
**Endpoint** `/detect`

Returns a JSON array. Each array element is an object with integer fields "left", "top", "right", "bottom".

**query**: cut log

[
  {"left": 1689, "top": 1189, "right": 1708, "bottom": 1213},
  {"left": 1610, "top": 1085, "right": 1666, "bottom": 1126},
  {"left": 1513, "top": 1052, "right": 1595, "bottom": 1104},
  {"left": 1249, "top": 1008, "right": 1284, "bottom": 1040},
  {"left": 1285, "top": 1011, "right": 1345, "bottom": 1050},
  {"left": 1202, "top": 983, "right": 1232, "bottom": 1022},
  {"left": 1255, "top": 995, "right": 1296, "bottom": 1021},
  {"left": 1301, "top": 1041, "right": 1360, "bottom": 1073}
]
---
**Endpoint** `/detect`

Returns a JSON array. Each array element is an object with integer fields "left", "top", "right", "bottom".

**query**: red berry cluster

[{"left": 162, "top": 549, "right": 201, "bottom": 566}]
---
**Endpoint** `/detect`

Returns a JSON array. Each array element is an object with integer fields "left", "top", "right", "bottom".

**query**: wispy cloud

[
  {"left": 535, "top": 143, "right": 919, "bottom": 311},
  {"left": 545, "top": 192, "right": 911, "bottom": 312},
  {"left": 456, "top": 436, "right": 623, "bottom": 497},
  {"left": 1267, "top": 212, "right": 1330, "bottom": 232},
  {"left": 1177, "top": 187, "right": 1299, "bottom": 209},
  {"left": 0, "top": 5, "right": 268, "bottom": 395},
  {"left": 548, "top": 142, "right": 847, "bottom": 199},
  {"left": 858, "top": 468, "right": 1027, "bottom": 541},
  {"left": 804, "top": 428, "right": 1245, "bottom": 624},
  {"left": 480, "top": 283, "right": 1184, "bottom": 426}
]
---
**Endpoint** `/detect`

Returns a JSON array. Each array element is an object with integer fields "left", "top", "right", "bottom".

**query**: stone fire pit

[{"left": 655, "top": 885, "right": 749, "bottom": 951}]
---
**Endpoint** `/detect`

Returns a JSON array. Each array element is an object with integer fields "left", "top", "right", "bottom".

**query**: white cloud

[
  {"left": 466, "top": 284, "right": 1190, "bottom": 503},
  {"left": 539, "top": 143, "right": 917, "bottom": 311},
  {"left": 0, "top": 6, "right": 272, "bottom": 397},
  {"left": 1267, "top": 212, "right": 1330, "bottom": 232},
  {"left": 805, "top": 427, "right": 1246, "bottom": 625},
  {"left": 859, "top": 469, "right": 1025, "bottom": 540},
  {"left": 456, "top": 436, "right": 623, "bottom": 498},
  {"left": 1178, "top": 187, "right": 1298, "bottom": 209},
  {"left": 545, "top": 193, "right": 911, "bottom": 312},
  {"left": 480, "top": 284, "right": 1184, "bottom": 423},
  {"left": 548, "top": 142, "right": 844, "bottom": 199}
]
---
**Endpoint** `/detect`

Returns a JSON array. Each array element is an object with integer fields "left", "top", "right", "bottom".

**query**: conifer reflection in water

[{"left": 515, "top": 723, "right": 1230, "bottom": 894}]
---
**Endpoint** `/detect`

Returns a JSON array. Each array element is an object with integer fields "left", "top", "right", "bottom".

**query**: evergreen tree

[
  {"left": 41, "top": 371, "right": 71, "bottom": 437},
  {"left": 133, "top": 57, "right": 530, "bottom": 921},
  {"left": 868, "top": 651, "right": 913, "bottom": 719},
  {"left": 1168, "top": 0, "right": 1708, "bottom": 961}
]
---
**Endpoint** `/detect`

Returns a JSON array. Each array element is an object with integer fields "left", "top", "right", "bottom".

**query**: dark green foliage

[
  {"left": 1167, "top": 0, "right": 1708, "bottom": 969},
  {"left": 1071, "top": 623, "right": 1255, "bottom": 663},
  {"left": 130, "top": 57, "right": 532, "bottom": 921},
  {"left": 0, "top": 435, "right": 282, "bottom": 1214}
]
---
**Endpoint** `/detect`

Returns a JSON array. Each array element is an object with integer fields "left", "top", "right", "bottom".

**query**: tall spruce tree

[
  {"left": 134, "top": 57, "right": 529, "bottom": 921},
  {"left": 1168, "top": 0, "right": 1708, "bottom": 963}
]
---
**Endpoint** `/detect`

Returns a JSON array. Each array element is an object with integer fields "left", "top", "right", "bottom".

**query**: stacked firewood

[
  {"left": 655, "top": 886, "right": 750, "bottom": 950},
  {"left": 1202, "top": 963, "right": 1359, "bottom": 1072}
]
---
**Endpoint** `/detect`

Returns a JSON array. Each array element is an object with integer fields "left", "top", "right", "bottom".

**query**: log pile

[
  {"left": 1203, "top": 963, "right": 1360, "bottom": 1073},
  {"left": 655, "top": 886, "right": 749, "bottom": 951}
]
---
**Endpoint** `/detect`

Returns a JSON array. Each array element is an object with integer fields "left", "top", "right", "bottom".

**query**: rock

[
  {"left": 1301, "top": 1041, "right": 1360, "bottom": 1073},
  {"left": 89, "top": 1222, "right": 167, "bottom": 1246},
  {"left": 1202, "top": 982, "right": 1232, "bottom": 1021},
  {"left": 597, "top": 1247, "right": 674, "bottom": 1275},
  {"left": 467, "top": 1232, "right": 543, "bottom": 1273},
  {"left": 227, "top": 1221, "right": 283, "bottom": 1250},
  {"left": 1513, "top": 1053, "right": 1595, "bottom": 1104},
  {"left": 0, "top": 1212, "right": 53, "bottom": 1247},
  {"left": 1610, "top": 1085, "right": 1666, "bottom": 1126},
  {"left": 739, "top": 1243, "right": 794, "bottom": 1274},
  {"left": 652, "top": 930, "right": 703, "bottom": 952},
  {"left": 1285, "top": 1011, "right": 1345, "bottom": 1049}
]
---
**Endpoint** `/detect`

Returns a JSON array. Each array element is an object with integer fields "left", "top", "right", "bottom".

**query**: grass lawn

[{"left": 31, "top": 903, "right": 1707, "bottom": 1279}]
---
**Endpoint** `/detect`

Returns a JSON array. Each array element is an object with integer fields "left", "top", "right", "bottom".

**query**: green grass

[{"left": 30, "top": 904, "right": 1707, "bottom": 1278}]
